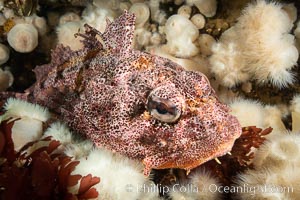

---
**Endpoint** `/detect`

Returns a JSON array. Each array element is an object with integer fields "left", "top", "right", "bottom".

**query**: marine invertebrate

[
  {"left": 210, "top": 41, "right": 249, "bottom": 88},
  {"left": 197, "top": 33, "right": 215, "bottom": 56},
  {"left": 210, "top": 0, "right": 298, "bottom": 88},
  {"left": 169, "top": 168, "right": 221, "bottom": 200},
  {"left": 282, "top": 3, "right": 297, "bottom": 23},
  {"left": 290, "top": 94, "right": 300, "bottom": 133},
  {"left": 0, "top": 13, "right": 5, "bottom": 25},
  {"left": 30, "top": 15, "right": 48, "bottom": 36},
  {"left": 229, "top": 99, "right": 266, "bottom": 128},
  {"left": 191, "top": 13, "right": 205, "bottom": 29},
  {"left": 0, "top": 68, "right": 13, "bottom": 91},
  {"left": 294, "top": 21, "right": 300, "bottom": 51},
  {"left": 3, "top": 11, "right": 241, "bottom": 177},
  {"left": 58, "top": 12, "right": 81, "bottom": 25},
  {"left": 2, "top": 7, "right": 15, "bottom": 19},
  {"left": 129, "top": 2, "right": 150, "bottom": 28},
  {"left": 174, "top": 0, "right": 184, "bottom": 5},
  {"left": 150, "top": 32, "right": 163, "bottom": 46},
  {"left": 177, "top": 5, "right": 192, "bottom": 18},
  {"left": 44, "top": 122, "right": 73, "bottom": 145},
  {"left": 0, "top": 43, "right": 9, "bottom": 65},
  {"left": 56, "top": 21, "right": 83, "bottom": 51},
  {"left": 44, "top": 122, "right": 93, "bottom": 159},
  {"left": 186, "top": 0, "right": 217, "bottom": 17},
  {"left": 234, "top": 166, "right": 298, "bottom": 200},
  {"left": 169, "top": 188, "right": 196, "bottom": 200},
  {"left": 64, "top": 139, "right": 94, "bottom": 159},
  {"left": 253, "top": 131, "right": 300, "bottom": 168},
  {"left": 71, "top": 148, "right": 159, "bottom": 200},
  {"left": 148, "top": 0, "right": 167, "bottom": 25},
  {"left": 81, "top": 4, "right": 115, "bottom": 32},
  {"left": 163, "top": 14, "right": 199, "bottom": 58},
  {"left": 1, "top": 98, "right": 50, "bottom": 122},
  {"left": 189, "top": 169, "right": 221, "bottom": 200},
  {"left": 0, "top": 98, "right": 50, "bottom": 151},
  {"left": 133, "top": 26, "right": 152, "bottom": 49},
  {"left": 4, "top": 0, "right": 38, "bottom": 16},
  {"left": 235, "top": 132, "right": 300, "bottom": 199},
  {"left": 56, "top": 2, "right": 116, "bottom": 50},
  {"left": 229, "top": 98, "right": 286, "bottom": 133},
  {"left": 7, "top": 23, "right": 38, "bottom": 53}
]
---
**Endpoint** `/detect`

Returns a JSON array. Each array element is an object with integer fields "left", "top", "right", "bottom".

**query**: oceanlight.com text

[{"left": 125, "top": 183, "right": 294, "bottom": 196}]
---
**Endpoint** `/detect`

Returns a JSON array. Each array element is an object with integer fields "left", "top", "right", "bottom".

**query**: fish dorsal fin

[
  {"left": 34, "top": 11, "right": 136, "bottom": 83},
  {"left": 76, "top": 11, "right": 136, "bottom": 56},
  {"left": 50, "top": 44, "right": 75, "bottom": 67},
  {"left": 33, "top": 44, "right": 74, "bottom": 82},
  {"left": 101, "top": 10, "right": 136, "bottom": 55}
]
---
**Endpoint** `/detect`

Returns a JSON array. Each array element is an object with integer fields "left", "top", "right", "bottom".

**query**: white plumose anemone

[
  {"left": 235, "top": 132, "right": 300, "bottom": 199},
  {"left": 163, "top": 14, "right": 199, "bottom": 58},
  {"left": 7, "top": 23, "right": 39, "bottom": 53},
  {"left": 43, "top": 122, "right": 93, "bottom": 159},
  {"left": 169, "top": 168, "right": 221, "bottom": 200},
  {"left": 0, "top": 43, "right": 9, "bottom": 65},
  {"left": 0, "top": 68, "right": 13, "bottom": 91},
  {"left": 290, "top": 94, "right": 300, "bottom": 133},
  {"left": 1, "top": 98, "right": 50, "bottom": 151},
  {"left": 210, "top": 0, "right": 298, "bottom": 88},
  {"left": 229, "top": 98, "right": 286, "bottom": 133},
  {"left": 2, "top": 98, "right": 50, "bottom": 122},
  {"left": 186, "top": 0, "right": 217, "bottom": 17},
  {"left": 56, "top": 21, "right": 84, "bottom": 51},
  {"left": 70, "top": 148, "right": 159, "bottom": 200},
  {"left": 129, "top": 3, "right": 150, "bottom": 28}
]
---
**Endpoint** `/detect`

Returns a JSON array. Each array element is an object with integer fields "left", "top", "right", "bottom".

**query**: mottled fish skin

[{"left": 25, "top": 11, "right": 242, "bottom": 176}]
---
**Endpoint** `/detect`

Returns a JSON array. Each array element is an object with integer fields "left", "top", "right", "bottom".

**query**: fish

[{"left": 3, "top": 11, "right": 241, "bottom": 176}]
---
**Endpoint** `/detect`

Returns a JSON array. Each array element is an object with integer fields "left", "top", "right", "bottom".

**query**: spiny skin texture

[{"left": 24, "top": 11, "right": 241, "bottom": 176}]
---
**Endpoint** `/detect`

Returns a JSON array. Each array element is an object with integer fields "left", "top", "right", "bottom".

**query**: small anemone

[
  {"left": 253, "top": 132, "right": 300, "bottom": 169},
  {"left": 2, "top": 98, "right": 50, "bottom": 122},
  {"left": 7, "top": 23, "right": 38, "bottom": 53}
]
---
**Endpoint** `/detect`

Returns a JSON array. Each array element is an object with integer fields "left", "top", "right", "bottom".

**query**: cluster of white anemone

[
  {"left": 1, "top": 8, "right": 48, "bottom": 53},
  {"left": 0, "top": 8, "right": 48, "bottom": 91},
  {"left": 229, "top": 98, "right": 287, "bottom": 134},
  {"left": 234, "top": 130, "right": 300, "bottom": 200},
  {"left": 209, "top": 0, "right": 298, "bottom": 88},
  {"left": 169, "top": 168, "right": 221, "bottom": 200},
  {"left": 0, "top": 98, "right": 50, "bottom": 151},
  {"left": 229, "top": 94, "right": 300, "bottom": 200},
  {"left": 0, "top": 43, "right": 13, "bottom": 91},
  {"left": 54, "top": 0, "right": 300, "bottom": 96},
  {"left": 56, "top": 0, "right": 216, "bottom": 67},
  {"left": 1, "top": 98, "right": 161, "bottom": 200}
]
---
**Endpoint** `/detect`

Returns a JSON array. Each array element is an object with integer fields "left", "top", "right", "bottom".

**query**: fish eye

[
  {"left": 156, "top": 103, "right": 168, "bottom": 114},
  {"left": 146, "top": 94, "right": 181, "bottom": 123}
]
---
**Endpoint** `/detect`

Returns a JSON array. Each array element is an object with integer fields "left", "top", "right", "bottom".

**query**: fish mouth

[
  {"left": 145, "top": 118, "right": 242, "bottom": 173},
  {"left": 153, "top": 134, "right": 240, "bottom": 170}
]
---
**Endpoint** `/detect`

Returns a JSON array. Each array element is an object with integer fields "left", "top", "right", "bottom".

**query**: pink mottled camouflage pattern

[{"left": 24, "top": 11, "right": 241, "bottom": 176}]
